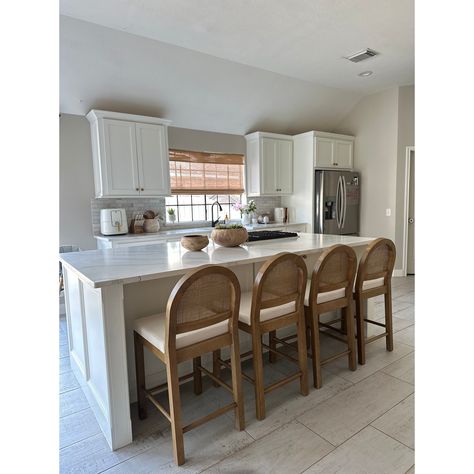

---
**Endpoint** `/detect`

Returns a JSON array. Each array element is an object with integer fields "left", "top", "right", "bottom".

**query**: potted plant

[
  {"left": 211, "top": 223, "right": 249, "bottom": 247},
  {"left": 167, "top": 208, "right": 176, "bottom": 223}
]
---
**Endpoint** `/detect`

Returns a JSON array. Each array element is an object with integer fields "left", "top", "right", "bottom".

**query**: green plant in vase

[{"left": 167, "top": 207, "right": 176, "bottom": 223}]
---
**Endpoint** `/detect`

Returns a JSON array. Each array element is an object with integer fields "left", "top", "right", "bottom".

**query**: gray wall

[{"left": 335, "top": 85, "right": 414, "bottom": 271}]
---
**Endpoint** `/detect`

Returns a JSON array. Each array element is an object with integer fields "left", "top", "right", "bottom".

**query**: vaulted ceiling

[{"left": 60, "top": 0, "right": 414, "bottom": 135}]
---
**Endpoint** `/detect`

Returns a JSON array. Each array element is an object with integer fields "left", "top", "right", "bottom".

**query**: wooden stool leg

[
  {"left": 166, "top": 359, "right": 185, "bottom": 466},
  {"left": 193, "top": 356, "right": 202, "bottom": 395},
  {"left": 385, "top": 289, "right": 394, "bottom": 352},
  {"left": 343, "top": 306, "right": 357, "bottom": 371},
  {"left": 230, "top": 334, "right": 245, "bottom": 430},
  {"left": 212, "top": 350, "right": 221, "bottom": 387},
  {"left": 340, "top": 308, "right": 347, "bottom": 335},
  {"left": 296, "top": 310, "right": 309, "bottom": 395},
  {"left": 269, "top": 330, "right": 277, "bottom": 363},
  {"left": 355, "top": 297, "right": 366, "bottom": 365},
  {"left": 309, "top": 311, "right": 322, "bottom": 388},
  {"left": 134, "top": 331, "right": 147, "bottom": 420},
  {"left": 252, "top": 330, "right": 266, "bottom": 420}
]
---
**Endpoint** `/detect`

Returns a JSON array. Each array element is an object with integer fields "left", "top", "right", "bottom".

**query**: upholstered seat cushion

[
  {"left": 134, "top": 312, "right": 229, "bottom": 353},
  {"left": 239, "top": 291, "right": 296, "bottom": 325},
  {"left": 360, "top": 277, "right": 385, "bottom": 291},
  {"left": 304, "top": 282, "right": 346, "bottom": 306}
]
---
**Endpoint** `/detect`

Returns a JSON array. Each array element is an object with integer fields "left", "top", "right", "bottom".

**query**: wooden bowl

[
  {"left": 181, "top": 235, "right": 209, "bottom": 251},
  {"left": 211, "top": 228, "right": 248, "bottom": 247}
]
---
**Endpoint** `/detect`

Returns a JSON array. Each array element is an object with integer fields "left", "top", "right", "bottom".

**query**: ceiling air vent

[{"left": 345, "top": 48, "right": 378, "bottom": 63}]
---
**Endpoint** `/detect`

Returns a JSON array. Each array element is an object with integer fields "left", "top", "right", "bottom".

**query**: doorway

[{"left": 403, "top": 147, "right": 415, "bottom": 275}]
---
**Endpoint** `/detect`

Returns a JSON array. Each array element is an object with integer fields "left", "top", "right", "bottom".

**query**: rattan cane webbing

[
  {"left": 318, "top": 251, "right": 351, "bottom": 289},
  {"left": 260, "top": 259, "right": 300, "bottom": 303},
  {"left": 175, "top": 273, "right": 232, "bottom": 326},
  {"left": 365, "top": 241, "right": 394, "bottom": 276}
]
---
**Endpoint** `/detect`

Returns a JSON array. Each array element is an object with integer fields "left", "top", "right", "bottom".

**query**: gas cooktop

[{"left": 247, "top": 230, "right": 299, "bottom": 242}]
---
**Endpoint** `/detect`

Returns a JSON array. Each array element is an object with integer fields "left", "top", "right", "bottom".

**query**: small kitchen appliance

[
  {"left": 274, "top": 207, "right": 288, "bottom": 223},
  {"left": 100, "top": 208, "right": 128, "bottom": 235}
]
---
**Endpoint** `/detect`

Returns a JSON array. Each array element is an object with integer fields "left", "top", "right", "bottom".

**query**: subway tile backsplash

[{"left": 91, "top": 196, "right": 281, "bottom": 235}]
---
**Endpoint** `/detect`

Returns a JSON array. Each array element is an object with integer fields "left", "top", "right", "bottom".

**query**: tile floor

[{"left": 59, "top": 276, "right": 414, "bottom": 473}]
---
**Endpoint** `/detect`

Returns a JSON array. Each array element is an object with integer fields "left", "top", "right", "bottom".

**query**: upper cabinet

[
  {"left": 245, "top": 132, "right": 293, "bottom": 196},
  {"left": 313, "top": 132, "right": 354, "bottom": 170},
  {"left": 87, "top": 110, "right": 172, "bottom": 198}
]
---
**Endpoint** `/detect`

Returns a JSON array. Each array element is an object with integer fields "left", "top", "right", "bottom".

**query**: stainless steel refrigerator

[{"left": 314, "top": 170, "right": 360, "bottom": 235}]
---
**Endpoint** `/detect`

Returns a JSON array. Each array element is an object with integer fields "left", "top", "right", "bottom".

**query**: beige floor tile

[
  {"left": 381, "top": 353, "right": 414, "bottom": 385},
  {"left": 204, "top": 420, "right": 334, "bottom": 474},
  {"left": 406, "top": 465, "right": 415, "bottom": 473},
  {"left": 372, "top": 394, "right": 414, "bottom": 448},
  {"left": 103, "top": 414, "right": 254, "bottom": 474},
  {"left": 327, "top": 339, "right": 414, "bottom": 384},
  {"left": 60, "top": 388, "right": 90, "bottom": 418},
  {"left": 371, "top": 316, "right": 414, "bottom": 335},
  {"left": 394, "top": 326, "right": 415, "bottom": 347},
  {"left": 297, "top": 372, "right": 413, "bottom": 446},
  {"left": 60, "top": 408, "right": 102, "bottom": 449},
  {"left": 60, "top": 431, "right": 165, "bottom": 474},
  {"left": 304, "top": 426, "right": 414, "bottom": 474},
  {"left": 234, "top": 371, "right": 352, "bottom": 440},
  {"left": 391, "top": 305, "right": 414, "bottom": 323},
  {"left": 60, "top": 370, "right": 80, "bottom": 393}
]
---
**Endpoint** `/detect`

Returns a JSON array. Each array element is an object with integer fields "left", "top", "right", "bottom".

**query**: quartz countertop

[
  {"left": 61, "top": 233, "right": 375, "bottom": 288},
  {"left": 94, "top": 222, "right": 307, "bottom": 241}
]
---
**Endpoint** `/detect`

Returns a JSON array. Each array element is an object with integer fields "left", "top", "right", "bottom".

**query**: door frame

[{"left": 401, "top": 146, "right": 415, "bottom": 276}]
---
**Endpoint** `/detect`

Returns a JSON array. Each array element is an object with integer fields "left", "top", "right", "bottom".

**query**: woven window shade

[{"left": 169, "top": 149, "right": 245, "bottom": 195}]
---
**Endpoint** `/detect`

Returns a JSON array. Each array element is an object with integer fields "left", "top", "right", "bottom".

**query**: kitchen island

[{"left": 60, "top": 233, "right": 376, "bottom": 450}]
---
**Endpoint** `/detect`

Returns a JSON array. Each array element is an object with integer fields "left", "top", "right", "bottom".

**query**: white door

[
  {"left": 314, "top": 137, "right": 334, "bottom": 167},
  {"left": 102, "top": 119, "right": 140, "bottom": 196},
  {"left": 407, "top": 151, "right": 415, "bottom": 274},
  {"left": 135, "top": 123, "right": 171, "bottom": 196},
  {"left": 276, "top": 139, "right": 293, "bottom": 194},
  {"left": 334, "top": 140, "right": 353, "bottom": 169},
  {"left": 261, "top": 138, "right": 278, "bottom": 194}
]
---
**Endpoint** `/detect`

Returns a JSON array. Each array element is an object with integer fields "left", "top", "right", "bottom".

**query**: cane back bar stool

[
  {"left": 133, "top": 265, "right": 244, "bottom": 466},
  {"left": 214, "top": 252, "right": 308, "bottom": 421},
  {"left": 305, "top": 244, "right": 358, "bottom": 388},
  {"left": 354, "top": 238, "right": 396, "bottom": 365}
]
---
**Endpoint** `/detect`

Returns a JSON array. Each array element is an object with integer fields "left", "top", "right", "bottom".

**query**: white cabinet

[
  {"left": 245, "top": 132, "right": 293, "bottom": 196},
  {"left": 314, "top": 134, "right": 354, "bottom": 170},
  {"left": 87, "top": 110, "right": 172, "bottom": 198}
]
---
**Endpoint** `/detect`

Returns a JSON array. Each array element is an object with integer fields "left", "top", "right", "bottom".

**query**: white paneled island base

[{"left": 60, "top": 233, "right": 376, "bottom": 450}]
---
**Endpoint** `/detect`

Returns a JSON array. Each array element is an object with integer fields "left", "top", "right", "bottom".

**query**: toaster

[{"left": 100, "top": 208, "right": 128, "bottom": 235}]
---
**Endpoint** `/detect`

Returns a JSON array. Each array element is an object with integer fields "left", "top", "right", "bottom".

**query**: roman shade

[{"left": 169, "top": 149, "right": 245, "bottom": 195}]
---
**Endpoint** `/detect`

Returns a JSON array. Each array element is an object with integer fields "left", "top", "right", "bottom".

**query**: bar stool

[
  {"left": 305, "top": 244, "right": 358, "bottom": 388},
  {"left": 133, "top": 265, "right": 244, "bottom": 466},
  {"left": 214, "top": 252, "right": 308, "bottom": 420},
  {"left": 354, "top": 238, "right": 396, "bottom": 365}
]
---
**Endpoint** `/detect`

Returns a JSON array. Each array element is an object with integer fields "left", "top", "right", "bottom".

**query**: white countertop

[
  {"left": 94, "top": 222, "right": 307, "bottom": 241},
  {"left": 61, "top": 233, "right": 375, "bottom": 288}
]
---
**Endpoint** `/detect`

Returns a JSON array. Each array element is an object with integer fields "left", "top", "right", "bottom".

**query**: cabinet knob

[
  {"left": 141, "top": 188, "right": 144, "bottom": 191},
  {"left": 136, "top": 188, "right": 139, "bottom": 191}
]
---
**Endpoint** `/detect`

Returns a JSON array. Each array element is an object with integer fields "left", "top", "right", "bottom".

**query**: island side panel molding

[{"left": 63, "top": 268, "right": 89, "bottom": 378}]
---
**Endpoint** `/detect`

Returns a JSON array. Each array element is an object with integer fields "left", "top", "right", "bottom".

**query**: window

[{"left": 167, "top": 150, "right": 245, "bottom": 223}]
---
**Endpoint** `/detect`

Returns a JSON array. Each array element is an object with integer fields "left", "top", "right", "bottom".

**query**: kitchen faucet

[{"left": 211, "top": 201, "right": 223, "bottom": 227}]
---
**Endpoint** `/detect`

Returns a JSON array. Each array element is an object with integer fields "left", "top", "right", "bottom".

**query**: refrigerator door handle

[
  {"left": 335, "top": 176, "right": 342, "bottom": 229},
  {"left": 341, "top": 175, "right": 347, "bottom": 229}
]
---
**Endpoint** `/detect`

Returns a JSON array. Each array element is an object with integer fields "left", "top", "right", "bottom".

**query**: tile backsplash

[{"left": 91, "top": 196, "right": 281, "bottom": 235}]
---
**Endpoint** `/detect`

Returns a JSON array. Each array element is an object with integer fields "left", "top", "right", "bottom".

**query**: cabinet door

[
  {"left": 276, "top": 139, "right": 293, "bottom": 194},
  {"left": 261, "top": 138, "right": 278, "bottom": 194},
  {"left": 135, "top": 123, "right": 171, "bottom": 196},
  {"left": 314, "top": 137, "right": 334, "bottom": 168},
  {"left": 102, "top": 119, "right": 140, "bottom": 196},
  {"left": 334, "top": 140, "right": 353, "bottom": 169}
]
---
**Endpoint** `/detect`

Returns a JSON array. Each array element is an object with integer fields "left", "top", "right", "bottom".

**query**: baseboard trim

[{"left": 393, "top": 269, "right": 406, "bottom": 277}]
